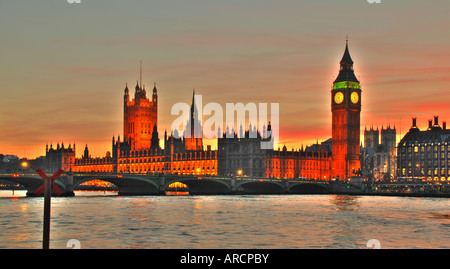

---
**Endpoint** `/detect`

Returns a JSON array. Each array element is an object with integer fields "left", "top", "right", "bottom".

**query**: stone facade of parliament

[
  {"left": 44, "top": 42, "right": 367, "bottom": 181},
  {"left": 62, "top": 82, "right": 333, "bottom": 179}
]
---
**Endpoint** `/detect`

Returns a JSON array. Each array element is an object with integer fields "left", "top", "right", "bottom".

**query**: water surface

[{"left": 0, "top": 191, "right": 448, "bottom": 249}]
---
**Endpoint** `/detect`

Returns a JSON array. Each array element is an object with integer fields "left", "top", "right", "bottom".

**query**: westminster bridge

[
  {"left": 0, "top": 172, "right": 333, "bottom": 196},
  {"left": 2, "top": 172, "right": 449, "bottom": 197}
]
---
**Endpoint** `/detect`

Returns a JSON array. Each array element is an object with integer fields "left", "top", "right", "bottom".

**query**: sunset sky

[{"left": 1, "top": 0, "right": 449, "bottom": 159}]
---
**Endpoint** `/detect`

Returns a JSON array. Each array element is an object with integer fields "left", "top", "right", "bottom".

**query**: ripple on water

[{"left": 0, "top": 195, "right": 448, "bottom": 249}]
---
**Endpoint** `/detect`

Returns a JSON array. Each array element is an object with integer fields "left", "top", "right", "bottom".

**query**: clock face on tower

[
  {"left": 351, "top": 91, "right": 359, "bottom": 104},
  {"left": 334, "top": 92, "right": 344, "bottom": 104}
]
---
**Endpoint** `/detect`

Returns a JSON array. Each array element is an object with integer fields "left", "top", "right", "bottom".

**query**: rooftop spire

[
  {"left": 153, "top": 82, "right": 157, "bottom": 94},
  {"left": 340, "top": 39, "right": 353, "bottom": 65},
  {"left": 124, "top": 82, "right": 129, "bottom": 95},
  {"left": 334, "top": 38, "right": 359, "bottom": 83}
]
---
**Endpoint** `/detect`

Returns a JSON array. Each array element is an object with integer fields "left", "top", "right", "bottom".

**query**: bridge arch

[
  {"left": 0, "top": 175, "right": 67, "bottom": 196},
  {"left": 288, "top": 182, "right": 328, "bottom": 194},
  {"left": 73, "top": 175, "right": 160, "bottom": 196},
  {"left": 165, "top": 177, "right": 231, "bottom": 194},
  {"left": 235, "top": 180, "right": 286, "bottom": 194},
  {"left": 75, "top": 178, "right": 118, "bottom": 191}
]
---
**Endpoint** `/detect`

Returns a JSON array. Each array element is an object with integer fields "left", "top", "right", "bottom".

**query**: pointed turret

[
  {"left": 334, "top": 40, "right": 359, "bottom": 84},
  {"left": 151, "top": 124, "right": 160, "bottom": 150},
  {"left": 185, "top": 89, "right": 203, "bottom": 151},
  {"left": 83, "top": 144, "right": 89, "bottom": 159},
  {"left": 152, "top": 82, "right": 158, "bottom": 103},
  {"left": 124, "top": 82, "right": 129, "bottom": 95},
  {"left": 340, "top": 39, "right": 353, "bottom": 66},
  {"left": 189, "top": 88, "right": 200, "bottom": 138},
  {"left": 135, "top": 80, "right": 140, "bottom": 91}
]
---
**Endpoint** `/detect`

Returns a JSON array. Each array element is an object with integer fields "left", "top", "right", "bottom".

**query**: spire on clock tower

[
  {"left": 341, "top": 39, "right": 353, "bottom": 65},
  {"left": 334, "top": 40, "right": 359, "bottom": 83}
]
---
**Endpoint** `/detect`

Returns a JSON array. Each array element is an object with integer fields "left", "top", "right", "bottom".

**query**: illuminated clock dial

[
  {"left": 334, "top": 92, "right": 344, "bottom": 104},
  {"left": 351, "top": 91, "right": 359, "bottom": 104}
]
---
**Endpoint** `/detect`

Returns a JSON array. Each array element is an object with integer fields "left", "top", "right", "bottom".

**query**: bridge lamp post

[
  {"left": 21, "top": 161, "right": 29, "bottom": 171},
  {"left": 231, "top": 170, "right": 243, "bottom": 193}
]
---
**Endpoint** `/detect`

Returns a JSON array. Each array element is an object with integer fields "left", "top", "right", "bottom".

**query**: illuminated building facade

[
  {"left": 72, "top": 80, "right": 217, "bottom": 175},
  {"left": 331, "top": 40, "right": 362, "bottom": 180},
  {"left": 397, "top": 116, "right": 450, "bottom": 181},
  {"left": 217, "top": 124, "right": 332, "bottom": 179},
  {"left": 73, "top": 144, "right": 114, "bottom": 173},
  {"left": 123, "top": 81, "right": 158, "bottom": 151},
  {"left": 265, "top": 144, "right": 332, "bottom": 180},
  {"left": 52, "top": 43, "right": 360, "bottom": 180}
]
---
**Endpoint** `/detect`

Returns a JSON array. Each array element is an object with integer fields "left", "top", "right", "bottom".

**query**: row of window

[
  {"left": 119, "top": 158, "right": 163, "bottom": 164},
  {"left": 401, "top": 160, "right": 450, "bottom": 167},
  {"left": 170, "top": 167, "right": 216, "bottom": 171},
  {"left": 401, "top": 152, "right": 450, "bottom": 158},
  {"left": 224, "top": 160, "right": 330, "bottom": 170},
  {"left": 400, "top": 168, "right": 450, "bottom": 176},
  {"left": 401, "top": 144, "right": 449, "bottom": 153},
  {"left": 120, "top": 151, "right": 163, "bottom": 158}
]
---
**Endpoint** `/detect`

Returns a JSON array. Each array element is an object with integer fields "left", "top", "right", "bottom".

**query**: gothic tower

[
  {"left": 331, "top": 40, "right": 362, "bottom": 180},
  {"left": 123, "top": 68, "right": 158, "bottom": 151},
  {"left": 185, "top": 89, "right": 203, "bottom": 151},
  {"left": 364, "top": 126, "right": 379, "bottom": 149},
  {"left": 381, "top": 125, "right": 396, "bottom": 153}
]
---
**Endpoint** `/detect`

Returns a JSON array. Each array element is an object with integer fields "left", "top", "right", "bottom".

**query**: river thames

[{"left": 0, "top": 191, "right": 448, "bottom": 249}]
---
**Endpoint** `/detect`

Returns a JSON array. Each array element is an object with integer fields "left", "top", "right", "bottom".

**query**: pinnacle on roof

[
  {"left": 334, "top": 39, "right": 359, "bottom": 83},
  {"left": 340, "top": 40, "right": 354, "bottom": 65}
]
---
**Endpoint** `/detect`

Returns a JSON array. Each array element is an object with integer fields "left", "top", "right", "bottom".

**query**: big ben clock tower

[{"left": 331, "top": 40, "right": 361, "bottom": 181}]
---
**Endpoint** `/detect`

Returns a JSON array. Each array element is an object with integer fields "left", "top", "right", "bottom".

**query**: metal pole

[{"left": 43, "top": 176, "right": 51, "bottom": 249}]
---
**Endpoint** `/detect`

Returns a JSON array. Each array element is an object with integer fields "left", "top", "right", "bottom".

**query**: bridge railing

[
  {"left": 1, "top": 172, "right": 330, "bottom": 183},
  {"left": 0, "top": 173, "right": 40, "bottom": 177}
]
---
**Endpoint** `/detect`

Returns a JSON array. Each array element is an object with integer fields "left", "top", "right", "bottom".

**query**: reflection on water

[
  {"left": 329, "top": 195, "right": 360, "bottom": 211},
  {"left": 165, "top": 191, "right": 189, "bottom": 196},
  {"left": 0, "top": 190, "right": 27, "bottom": 198},
  {"left": 0, "top": 190, "right": 121, "bottom": 198},
  {"left": 426, "top": 212, "right": 450, "bottom": 220},
  {"left": 0, "top": 193, "right": 448, "bottom": 249},
  {"left": 74, "top": 190, "right": 118, "bottom": 197}
]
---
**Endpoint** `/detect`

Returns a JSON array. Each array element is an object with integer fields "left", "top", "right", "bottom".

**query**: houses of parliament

[{"left": 44, "top": 42, "right": 369, "bottom": 181}]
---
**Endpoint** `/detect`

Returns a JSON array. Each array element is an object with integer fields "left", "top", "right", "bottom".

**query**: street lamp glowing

[
  {"left": 237, "top": 169, "right": 243, "bottom": 176},
  {"left": 21, "top": 161, "right": 28, "bottom": 168}
]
